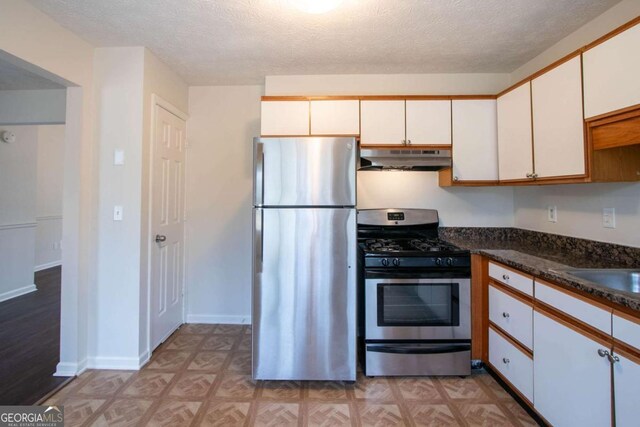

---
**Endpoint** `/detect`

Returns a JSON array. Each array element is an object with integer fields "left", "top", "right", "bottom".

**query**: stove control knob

[
  {"left": 446, "top": 257, "right": 454, "bottom": 266},
  {"left": 392, "top": 258, "right": 400, "bottom": 267},
  {"left": 435, "top": 258, "right": 442, "bottom": 266},
  {"left": 381, "top": 258, "right": 389, "bottom": 267}
]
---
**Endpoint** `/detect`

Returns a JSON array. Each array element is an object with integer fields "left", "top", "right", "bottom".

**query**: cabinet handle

[
  {"left": 526, "top": 173, "right": 532, "bottom": 178},
  {"left": 502, "top": 358, "right": 510, "bottom": 364},
  {"left": 453, "top": 176, "right": 459, "bottom": 181},
  {"left": 502, "top": 312, "right": 510, "bottom": 318},
  {"left": 407, "top": 139, "right": 412, "bottom": 145},
  {"left": 402, "top": 139, "right": 406, "bottom": 145},
  {"left": 611, "top": 354, "right": 620, "bottom": 364},
  {"left": 597, "top": 349, "right": 610, "bottom": 358},
  {"left": 532, "top": 173, "right": 538, "bottom": 179},
  {"left": 502, "top": 274, "right": 509, "bottom": 281}
]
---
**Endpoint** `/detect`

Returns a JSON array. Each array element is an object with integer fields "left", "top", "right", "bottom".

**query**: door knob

[{"left": 155, "top": 234, "right": 167, "bottom": 243}]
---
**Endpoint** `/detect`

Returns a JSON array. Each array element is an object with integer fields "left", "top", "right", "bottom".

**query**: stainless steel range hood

[{"left": 359, "top": 148, "right": 452, "bottom": 171}]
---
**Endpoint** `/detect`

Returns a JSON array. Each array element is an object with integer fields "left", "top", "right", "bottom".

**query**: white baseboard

[
  {"left": 54, "top": 359, "right": 87, "bottom": 377},
  {"left": 34, "top": 260, "right": 62, "bottom": 272},
  {"left": 0, "top": 284, "right": 37, "bottom": 303},
  {"left": 138, "top": 350, "right": 150, "bottom": 368},
  {"left": 86, "top": 356, "right": 142, "bottom": 370},
  {"left": 186, "top": 314, "right": 251, "bottom": 325}
]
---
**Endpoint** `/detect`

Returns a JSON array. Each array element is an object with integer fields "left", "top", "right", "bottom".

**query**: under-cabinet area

[{"left": 475, "top": 258, "right": 640, "bottom": 427}]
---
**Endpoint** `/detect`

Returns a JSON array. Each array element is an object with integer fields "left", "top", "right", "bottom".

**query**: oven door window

[{"left": 377, "top": 282, "right": 460, "bottom": 327}]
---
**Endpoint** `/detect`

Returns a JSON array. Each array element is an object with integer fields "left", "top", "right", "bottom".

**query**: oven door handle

[{"left": 366, "top": 343, "right": 471, "bottom": 355}]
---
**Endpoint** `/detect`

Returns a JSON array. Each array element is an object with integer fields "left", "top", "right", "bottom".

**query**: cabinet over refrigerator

[{"left": 252, "top": 137, "right": 357, "bottom": 381}]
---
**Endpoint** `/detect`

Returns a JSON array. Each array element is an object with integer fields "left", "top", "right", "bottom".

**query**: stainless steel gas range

[{"left": 357, "top": 209, "right": 471, "bottom": 377}]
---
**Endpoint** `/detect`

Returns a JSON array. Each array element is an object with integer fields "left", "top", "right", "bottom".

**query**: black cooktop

[{"left": 361, "top": 237, "right": 465, "bottom": 256}]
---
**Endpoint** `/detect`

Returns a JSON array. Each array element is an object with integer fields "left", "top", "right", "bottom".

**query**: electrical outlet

[
  {"left": 603, "top": 208, "right": 616, "bottom": 229},
  {"left": 547, "top": 205, "right": 557, "bottom": 223}
]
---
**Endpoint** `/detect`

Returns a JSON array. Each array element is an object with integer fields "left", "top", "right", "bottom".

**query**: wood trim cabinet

[
  {"left": 583, "top": 22, "right": 640, "bottom": 120},
  {"left": 360, "top": 100, "right": 406, "bottom": 146},
  {"left": 310, "top": 100, "right": 360, "bottom": 135},
  {"left": 449, "top": 100, "right": 498, "bottom": 182},
  {"left": 497, "top": 82, "right": 533, "bottom": 182},
  {"left": 261, "top": 100, "right": 310, "bottom": 136},
  {"left": 531, "top": 56, "right": 586, "bottom": 180},
  {"left": 478, "top": 257, "right": 640, "bottom": 426},
  {"left": 405, "top": 100, "right": 452, "bottom": 146},
  {"left": 533, "top": 307, "right": 612, "bottom": 427}
]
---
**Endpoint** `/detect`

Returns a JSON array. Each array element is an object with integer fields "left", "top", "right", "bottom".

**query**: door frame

[{"left": 146, "top": 94, "right": 189, "bottom": 355}]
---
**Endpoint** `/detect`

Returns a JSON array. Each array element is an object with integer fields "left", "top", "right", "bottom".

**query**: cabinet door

[
  {"left": 261, "top": 101, "right": 309, "bottom": 136},
  {"left": 583, "top": 23, "right": 640, "bottom": 119},
  {"left": 451, "top": 100, "right": 498, "bottom": 181},
  {"left": 310, "top": 100, "right": 360, "bottom": 135},
  {"left": 497, "top": 83, "right": 533, "bottom": 181},
  {"left": 532, "top": 56, "right": 585, "bottom": 179},
  {"left": 405, "top": 100, "right": 451, "bottom": 146},
  {"left": 613, "top": 349, "right": 640, "bottom": 427},
  {"left": 360, "top": 100, "right": 405, "bottom": 146},
  {"left": 534, "top": 310, "right": 612, "bottom": 427}
]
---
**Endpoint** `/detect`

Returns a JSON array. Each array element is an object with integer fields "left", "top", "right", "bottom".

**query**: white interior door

[{"left": 150, "top": 105, "right": 186, "bottom": 350}]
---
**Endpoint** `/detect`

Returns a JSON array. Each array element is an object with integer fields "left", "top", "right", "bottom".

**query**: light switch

[
  {"left": 113, "top": 205, "right": 123, "bottom": 221},
  {"left": 114, "top": 149, "right": 124, "bottom": 165},
  {"left": 603, "top": 208, "right": 615, "bottom": 229}
]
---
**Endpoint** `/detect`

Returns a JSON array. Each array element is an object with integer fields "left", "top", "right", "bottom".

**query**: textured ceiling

[
  {"left": 28, "top": 0, "right": 621, "bottom": 85},
  {"left": 0, "top": 57, "right": 66, "bottom": 90}
]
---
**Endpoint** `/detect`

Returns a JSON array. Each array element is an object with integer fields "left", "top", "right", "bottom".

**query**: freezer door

[
  {"left": 252, "top": 208, "right": 357, "bottom": 380},
  {"left": 254, "top": 137, "right": 356, "bottom": 207}
]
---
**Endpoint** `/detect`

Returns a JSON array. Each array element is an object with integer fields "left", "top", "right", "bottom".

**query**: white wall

[
  {"left": 358, "top": 172, "right": 514, "bottom": 226},
  {"left": 265, "top": 73, "right": 510, "bottom": 96},
  {"left": 36, "top": 125, "right": 65, "bottom": 270},
  {"left": 0, "top": 125, "right": 37, "bottom": 301},
  {"left": 514, "top": 183, "right": 640, "bottom": 247},
  {"left": 91, "top": 46, "right": 189, "bottom": 369},
  {"left": 186, "top": 85, "right": 262, "bottom": 324},
  {"left": 510, "top": 0, "right": 640, "bottom": 247},
  {"left": 0, "top": 89, "right": 66, "bottom": 125}
]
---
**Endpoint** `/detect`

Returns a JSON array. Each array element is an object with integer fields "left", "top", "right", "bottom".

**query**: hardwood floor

[{"left": 0, "top": 266, "right": 69, "bottom": 404}]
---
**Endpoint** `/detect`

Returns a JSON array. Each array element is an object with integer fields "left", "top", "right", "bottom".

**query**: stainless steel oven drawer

[{"left": 365, "top": 343, "right": 471, "bottom": 376}]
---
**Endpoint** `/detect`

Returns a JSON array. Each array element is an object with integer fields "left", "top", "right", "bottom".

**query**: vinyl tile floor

[{"left": 44, "top": 324, "right": 539, "bottom": 426}]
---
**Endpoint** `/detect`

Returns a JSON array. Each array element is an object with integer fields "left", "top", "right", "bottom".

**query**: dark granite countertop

[{"left": 439, "top": 228, "right": 640, "bottom": 312}]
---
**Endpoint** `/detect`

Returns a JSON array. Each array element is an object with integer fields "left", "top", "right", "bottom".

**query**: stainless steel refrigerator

[{"left": 252, "top": 137, "right": 357, "bottom": 381}]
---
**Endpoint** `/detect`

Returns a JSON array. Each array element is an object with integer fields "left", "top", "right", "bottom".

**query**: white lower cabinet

[
  {"left": 489, "top": 327, "right": 533, "bottom": 402},
  {"left": 488, "top": 285, "right": 533, "bottom": 349},
  {"left": 613, "top": 351, "right": 640, "bottom": 427},
  {"left": 533, "top": 310, "right": 612, "bottom": 427}
]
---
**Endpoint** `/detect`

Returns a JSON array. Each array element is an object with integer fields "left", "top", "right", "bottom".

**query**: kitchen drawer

[
  {"left": 489, "top": 262, "right": 533, "bottom": 296},
  {"left": 535, "top": 280, "right": 611, "bottom": 334},
  {"left": 489, "top": 327, "right": 533, "bottom": 403},
  {"left": 614, "top": 312, "right": 640, "bottom": 351},
  {"left": 489, "top": 285, "right": 533, "bottom": 349}
]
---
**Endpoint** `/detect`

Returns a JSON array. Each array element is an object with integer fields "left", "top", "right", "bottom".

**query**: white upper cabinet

[
  {"left": 405, "top": 100, "right": 452, "bottom": 146},
  {"left": 261, "top": 101, "right": 309, "bottom": 136},
  {"left": 497, "top": 82, "right": 533, "bottom": 181},
  {"left": 451, "top": 100, "right": 498, "bottom": 181},
  {"left": 360, "top": 100, "right": 406, "bottom": 146},
  {"left": 532, "top": 56, "right": 585, "bottom": 179},
  {"left": 583, "top": 23, "right": 640, "bottom": 119},
  {"left": 310, "top": 100, "right": 360, "bottom": 135}
]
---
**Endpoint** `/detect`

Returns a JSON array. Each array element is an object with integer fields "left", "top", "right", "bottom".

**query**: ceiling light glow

[{"left": 292, "top": 0, "right": 343, "bottom": 14}]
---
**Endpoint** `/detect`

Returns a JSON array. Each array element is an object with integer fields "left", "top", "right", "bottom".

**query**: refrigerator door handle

[
  {"left": 254, "top": 141, "right": 264, "bottom": 206},
  {"left": 255, "top": 208, "right": 264, "bottom": 272}
]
